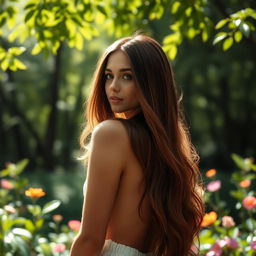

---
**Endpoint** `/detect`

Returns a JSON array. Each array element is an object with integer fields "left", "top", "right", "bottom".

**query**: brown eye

[
  {"left": 105, "top": 73, "right": 113, "bottom": 80},
  {"left": 123, "top": 73, "right": 132, "bottom": 80}
]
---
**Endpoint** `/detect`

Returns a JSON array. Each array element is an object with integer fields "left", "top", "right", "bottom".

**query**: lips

[{"left": 109, "top": 96, "right": 123, "bottom": 104}]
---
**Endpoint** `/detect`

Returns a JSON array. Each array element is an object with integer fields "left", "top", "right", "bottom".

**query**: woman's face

[{"left": 104, "top": 50, "right": 140, "bottom": 118}]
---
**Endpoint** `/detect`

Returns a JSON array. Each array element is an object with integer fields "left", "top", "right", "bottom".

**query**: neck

[{"left": 124, "top": 108, "right": 141, "bottom": 119}]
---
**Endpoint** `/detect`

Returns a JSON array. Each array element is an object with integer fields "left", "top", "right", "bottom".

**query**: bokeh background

[{"left": 1, "top": 0, "right": 255, "bottom": 221}]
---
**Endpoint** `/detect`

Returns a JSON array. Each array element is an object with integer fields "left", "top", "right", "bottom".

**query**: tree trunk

[{"left": 44, "top": 43, "right": 63, "bottom": 170}]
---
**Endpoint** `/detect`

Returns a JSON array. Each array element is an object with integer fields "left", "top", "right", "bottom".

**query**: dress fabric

[{"left": 101, "top": 240, "right": 152, "bottom": 256}]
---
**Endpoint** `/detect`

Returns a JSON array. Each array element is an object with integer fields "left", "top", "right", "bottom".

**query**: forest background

[{"left": 0, "top": 0, "right": 255, "bottom": 220}]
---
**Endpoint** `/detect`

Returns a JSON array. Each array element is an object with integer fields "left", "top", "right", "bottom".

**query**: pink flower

[
  {"left": 53, "top": 243, "right": 66, "bottom": 253},
  {"left": 215, "top": 239, "right": 227, "bottom": 248},
  {"left": 207, "top": 240, "right": 224, "bottom": 256},
  {"left": 207, "top": 180, "right": 221, "bottom": 192},
  {"left": 1, "top": 179, "right": 13, "bottom": 189},
  {"left": 224, "top": 237, "right": 239, "bottom": 249},
  {"left": 251, "top": 241, "right": 256, "bottom": 250},
  {"left": 221, "top": 216, "right": 235, "bottom": 228},
  {"left": 4, "top": 205, "right": 16, "bottom": 214},
  {"left": 208, "top": 237, "right": 239, "bottom": 255},
  {"left": 68, "top": 220, "right": 81, "bottom": 231},
  {"left": 206, "top": 251, "right": 222, "bottom": 256},
  {"left": 242, "top": 196, "right": 256, "bottom": 210}
]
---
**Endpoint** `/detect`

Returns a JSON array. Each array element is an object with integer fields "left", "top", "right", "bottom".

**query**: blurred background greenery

[{"left": 0, "top": 0, "right": 255, "bottom": 220}]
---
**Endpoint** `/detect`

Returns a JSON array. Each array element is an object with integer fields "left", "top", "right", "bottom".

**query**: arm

[{"left": 69, "top": 120, "right": 128, "bottom": 256}]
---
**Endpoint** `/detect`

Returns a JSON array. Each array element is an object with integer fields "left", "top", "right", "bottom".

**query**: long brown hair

[{"left": 80, "top": 35, "right": 204, "bottom": 256}]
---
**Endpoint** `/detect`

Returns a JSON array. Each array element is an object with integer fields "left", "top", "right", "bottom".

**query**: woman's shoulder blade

[{"left": 92, "top": 119, "right": 129, "bottom": 145}]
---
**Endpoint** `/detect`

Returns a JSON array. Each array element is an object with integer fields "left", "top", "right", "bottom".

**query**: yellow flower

[{"left": 25, "top": 187, "right": 46, "bottom": 198}]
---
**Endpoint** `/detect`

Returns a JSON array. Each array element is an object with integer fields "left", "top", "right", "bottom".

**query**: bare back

[
  {"left": 105, "top": 131, "right": 152, "bottom": 252},
  {"left": 82, "top": 119, "right": 152, "bottom": 254}
]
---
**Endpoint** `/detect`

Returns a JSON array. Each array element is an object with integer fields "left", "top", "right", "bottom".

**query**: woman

[{"left": 70, "top": 35, "right": 204, "bottom": 256}]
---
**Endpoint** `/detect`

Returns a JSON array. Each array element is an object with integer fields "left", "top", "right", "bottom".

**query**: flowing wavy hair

[{"left": 80, "top": 35, "right": 204, "bottom": 256}]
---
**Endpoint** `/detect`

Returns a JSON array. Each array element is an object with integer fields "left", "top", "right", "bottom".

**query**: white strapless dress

[{"left": 102, "top": 240, "right": 152, "bottom": 256}]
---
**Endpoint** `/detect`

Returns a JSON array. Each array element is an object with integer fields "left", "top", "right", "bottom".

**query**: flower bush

[
  {"left": 199, "top": 154, "right": 256, "bottom": 256},
  {"left": 0, "top": 160, "right": 80, "bottom": 256},
  {"left": 1, "top": 154, "right": 255, "bottom": 255}
]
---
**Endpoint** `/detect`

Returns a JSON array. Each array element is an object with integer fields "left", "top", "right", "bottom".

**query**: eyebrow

[{"left": 105, "top": 68, "right": 132, "bottom": 72}]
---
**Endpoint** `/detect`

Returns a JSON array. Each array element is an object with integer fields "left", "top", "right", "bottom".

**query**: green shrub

[
  {"left": 200, "top": 154, "right": 256, "bottom": 256},
  {"left": 0, "top": 160, "right": 80, "bottom": 256},
  {"left": 0, "top": 154, "right": 255, "bottom": 255}
]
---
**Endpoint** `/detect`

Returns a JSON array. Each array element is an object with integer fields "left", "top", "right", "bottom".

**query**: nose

[{"left": 109, "top": 78, "right": 120, "bottom": 92}]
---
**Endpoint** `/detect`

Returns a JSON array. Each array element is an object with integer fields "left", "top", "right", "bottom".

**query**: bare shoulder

[{"left": 92, "top": 119, "right": 129, "bottom": 145}]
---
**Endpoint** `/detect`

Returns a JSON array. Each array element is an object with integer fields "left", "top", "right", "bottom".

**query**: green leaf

[
  {"left": 66, "top": 19, "right": 76, "bottom": 37},
  {"left": 163, "top": 44, "right": 178, "bottom": 60},
  {"left": 16, "top": 178, "right": 29, "bottom": 190},
  {"left": 246, "top": 218, "right": 254, "bottom": 231},
  {"left": 2, "top": 217, "right": 14, "bottom": 231},
  {"left": 1, "top": 58, "right": 9, "bottom": 71},
  {"left": 249, "top": 12, "right": 256, "bottom": 19},
  {"left": 234, "top": 31, "right": 243, "bottom": 43},
  {"left": 27, "top": 204, "right": 41, "bottom": 217},
  {"left": 187, "top": 27, "right": 198, "bottom": 39},
  {"left": 24, "top": 9, "right": 35, "bottom": 23},
  {"left": 230, "top": 190, "right": 244, "bottom": 200},
  {"left": 222, "top": 37, "right": 233, "bottom": 51},
  {"left": 163, "top": 33, "right": 180, "bottom": 44},
  {"left": 31, "top": 44, "right": 42, "bottom": 55},
  {"left": 231, "top": 171, "right": 243, "bottom": 182},
  {"left": 215, "top": 19, "right": 228, "bottom": 29},
  {"left": 23, "top": 219, "right": 35, "bottom": 232},
  {"left": 213, "top": 32, "right": 227, "bottom": 45},
  {"left": 202, "top": 29, "right": 209, "bottom": 42},
  {"left": 231, "top": 153, "right": 251, "bottom": 171},
  {"left": 234, "top": 19, "right": 242, "bottom": 27},
  {"left": 228, "top": 21, "right": 236, "bottom": 29},
  {"left": 12, "top": 228, "right": 32, "bottom": 239},
  {"left": 35, "top": 218, "right": 44, "bottom": 229},
  {"left": 251, "top": 164, "right": 256, "bottom": 171},
  {"left": 0, "top": 168, "right": 10, "bottom": 177},
  {"left": 75, "top": 33, "right": 83, "bottom": 50},
  {"left": 0, "top": 17, "right": 7, "bottom": 27},
  {"left": 42, "top": 200, "right": 61, "bottom": 215},
  {"left": 185, "top": 7, "right": 192, "bottom": 17},
  {"left": 13, "top": 59, "right": 27, "bottom": 70},
  {"left": 171, "top": 1, "right": 181, "bottom": 14},
  {"left": 230, "top": 227, "right": 239, "bottom": 238},
  {"left": 24, "top": 3, "right": 36, "bottom": 10},
  {"left": 97, "top": 4, "right": 107, "bottom": 16},
  {"left": 240, "top": 22, "right": 250, "bottom": 37},
  {"left": 13, "top": 159, "right": 29, "bottom": 176},
  {"left": 37, "top": 241, "right": 52, "bottom": 254},
  {"left": 9, "top": 234, "right": 30, "bottom": 255},
  {"left": 8, "top": 29, "right": 20, "bottom": 42},
  {"left": 0, "top": 48, "right": 6, "bottom": 60}
]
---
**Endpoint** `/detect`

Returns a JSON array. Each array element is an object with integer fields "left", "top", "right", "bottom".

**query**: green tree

[{"left": 0, "top": 0, "right": 255, "bottom": 170}]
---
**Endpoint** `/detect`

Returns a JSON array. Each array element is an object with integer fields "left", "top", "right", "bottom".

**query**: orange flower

[
  {"left": 201, "top": 211, "right": 218, "bottom": 227},
  {"left": 53, "top": 214, "right": 63, "bottom": 222},
  {"left": 206, "top": 169, "right": 216, "bottom": 178},
  {"left": 25, "top": 187, "right": 46, "bottom": 198},
  {"left": 239, "top": 179, "right": 251, "bottom": 188}
]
